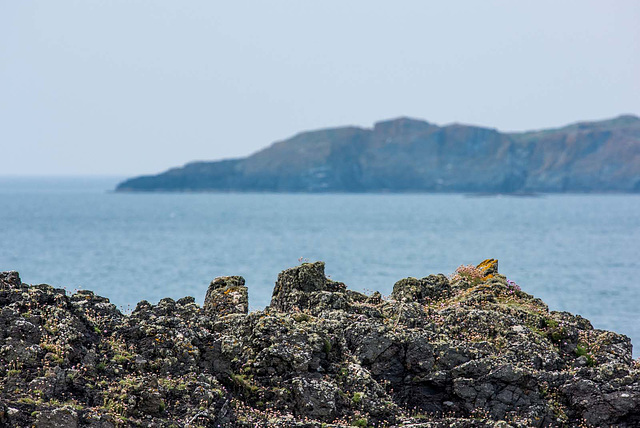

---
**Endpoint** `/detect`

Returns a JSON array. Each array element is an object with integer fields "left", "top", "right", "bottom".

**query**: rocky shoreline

[{"left": 1, "top": 260, "right": 639, "bottom": 427}]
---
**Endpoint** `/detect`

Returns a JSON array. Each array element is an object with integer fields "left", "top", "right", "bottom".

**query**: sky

[{"left": 1, "top": 1, "right": 639, "bottom": 176}]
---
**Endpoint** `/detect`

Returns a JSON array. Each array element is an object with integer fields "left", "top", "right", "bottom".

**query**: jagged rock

[
  {"left": 35, "top": 407, "right": 79, "bottom": 428},
  {"left": 477, "top": 258, "right": 499, "bottom": 278},
  {"left": 391, "top": 274, "right": 451, "bottom": 302},
  {"left": 0, "top": 271, "right": 20, "bottom": 288},
  {"left": 270, "top": 261, "right": 347, "bottom": 313},
  {"left": 204, "top": 275, "right": 248, "bottom": 316},
  {"left": 291, "top": 375, "right": 339, "bottom": 419},
  {"left": 1, "top": 261, "right": 640, "bottom": 427}
]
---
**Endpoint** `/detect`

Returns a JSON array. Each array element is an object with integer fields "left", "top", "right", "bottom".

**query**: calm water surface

[{"left": 1, "top": 177, "right": 639, "bottom": 356}]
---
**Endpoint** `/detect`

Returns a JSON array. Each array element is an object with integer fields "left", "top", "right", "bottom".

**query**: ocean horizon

[{"left": 1, "top": 176, "right": 639, "bottom": 356}]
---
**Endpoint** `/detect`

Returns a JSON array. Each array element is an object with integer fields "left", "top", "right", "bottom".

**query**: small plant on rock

[
  {"left": 506, "top": 279, "right": 522, "bottom": 291},
  {"left": 351, "top": 417, "right": 368, "bottom": 427},
  {"left": 544, "top": 319, "right": 567, "bottom": 344},
  {"left": 575, "top": 344, "right": 596, "bottom": 367},
  {"left": 450, "top": 265, "right": 484, "bottom": 286}
]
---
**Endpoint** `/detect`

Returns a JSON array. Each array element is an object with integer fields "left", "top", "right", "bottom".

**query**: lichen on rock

[
  {"left": 1, "top": 260, "right": 639, "bottom": 427},
  {"left": 204, "top": 275, "right": 249, "bottom": 316}
]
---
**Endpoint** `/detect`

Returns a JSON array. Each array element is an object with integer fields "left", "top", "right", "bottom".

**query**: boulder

[
  {"left": 0, "top": 271, "right": 20, "bottom": 288},
  {"left": 391, "top": 274, "right": 451, "bottom": 302},
  {"left": 270, "top": 261, "right": 335, "bottom": 312},
  {"left": 203, "top": 275, "right": 248, "bottom": 316},
  {"left": 35, "top": 407, "right": 78, "bottom": 428},
  {"left": 477, "top": 258, "right": 499, "bottom": 278}
]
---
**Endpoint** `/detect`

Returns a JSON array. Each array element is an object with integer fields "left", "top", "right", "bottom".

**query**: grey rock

[
  {"left": 291, "top": 375, "right": 339, "bottom": 419},
  {"left": 391, "top": 274, "right": 451, "bottom": 303},
  {"left": 35, "top": 407, "right": 78, "bottom": 428},
  {"left": 2, "top": 259, "right": 640, "bottom": 427},
  {"left": 204, "top": 275, "right": 248, "bottom": 316},
  {"left": 0, "top": 271, "right": 21, "bottom": 288},
  {"left": 270, "top": 261, "right": 329, "bottom": 311}
]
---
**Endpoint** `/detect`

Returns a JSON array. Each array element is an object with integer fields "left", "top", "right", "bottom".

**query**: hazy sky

[{"left": 2, "top": 1, "right": 639, "bottom": 176}]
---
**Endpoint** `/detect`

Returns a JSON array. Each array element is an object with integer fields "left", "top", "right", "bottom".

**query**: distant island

[{"left": 116, "top": 115, "right": 640, "bottom": 193}]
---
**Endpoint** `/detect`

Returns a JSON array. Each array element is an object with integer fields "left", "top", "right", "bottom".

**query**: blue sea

[{"left": 1, "top": 177, "right": 639, "bottom": 356}]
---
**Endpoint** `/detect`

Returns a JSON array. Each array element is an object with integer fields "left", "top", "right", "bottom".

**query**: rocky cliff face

[
  {"left": 1, "top": 262, "right": 639, "bottom": 427},
  {"left": 116, "top": 115, "right": 640, "bottom": 193}
]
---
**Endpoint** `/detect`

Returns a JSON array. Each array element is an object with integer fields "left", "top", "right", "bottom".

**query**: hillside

[{"left": 116, "top": 115, "right": 640, "bottom": 193}]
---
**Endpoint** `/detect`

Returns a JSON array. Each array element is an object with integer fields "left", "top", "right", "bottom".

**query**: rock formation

[
  {"left": 1, "top": 262, "right": 639, "bottom": 427},
  {"left": 204, "top": 276, "right": 248, "bottom": 316}
]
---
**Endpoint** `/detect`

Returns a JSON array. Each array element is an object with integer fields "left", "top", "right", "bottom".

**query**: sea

[{"left": 1, "top": 176, "right": 639, "bottom": 357}]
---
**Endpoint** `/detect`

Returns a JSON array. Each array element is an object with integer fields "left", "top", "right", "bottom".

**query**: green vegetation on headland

[
  {"left": 1, "top": 260, "right": 639, "bottom": 427},
  {"left": 116, "top": 115, "right": 640, "bottom": 193}
]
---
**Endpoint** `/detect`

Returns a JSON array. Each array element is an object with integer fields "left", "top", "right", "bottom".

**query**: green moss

[
  {"left": 352, "top": 392, "right": 363, "bottom": 404},
  {"left": 575, "top": 344, "right": 588, "bottom": 357},
  {"left": 545, "top": 319, "right": 559, "bottom": 329},
  {"left": 231, "top": 373, "right": 259, "bottom": 395},
  {"left": 544, "top": 319, "right": 566, "bottom": 344},
  {"left": 539, "top": 384, "right": 548, "bottom": 398},
  {"left": 102, "top": 394, "right": 127, "bottom": 416},
  {"left": 58, "top": 400, "right": 84, "bottom": 411},
  {"left": 293, "top": 313, "right": 311, "bottom": 322},
  {"left": 323, "top": 338, "right": 332, "bottom": 355},
  {"left": 18, "top": 397, "right": 37, "bottom": 405},
  {"left": 548, "top": 398, "right": 569, "bottom": 423},
  {"left": 575, "top": 344, "right": 596, "bottom": 366},
  {"left": 351, "top": 417, "right": 369, "bottom": 427},
  {"left": 549, "top": 330, "right": 564, "bottom": 343}
]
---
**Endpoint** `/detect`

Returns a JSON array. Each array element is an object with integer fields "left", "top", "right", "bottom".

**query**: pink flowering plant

[
  {"left": 450, "top": 264, "right": 484, "bottom": 286},
  {"left": 506, "top": 279, "right": 522, "bottom": 291}
]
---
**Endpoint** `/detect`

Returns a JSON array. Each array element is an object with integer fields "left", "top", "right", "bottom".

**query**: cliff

[
  {"left": 115, "top": 115, "right": 640, "bottom": 193},
  {"left": 1, "top": 260, "right": 639, "bottom": 427}
]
